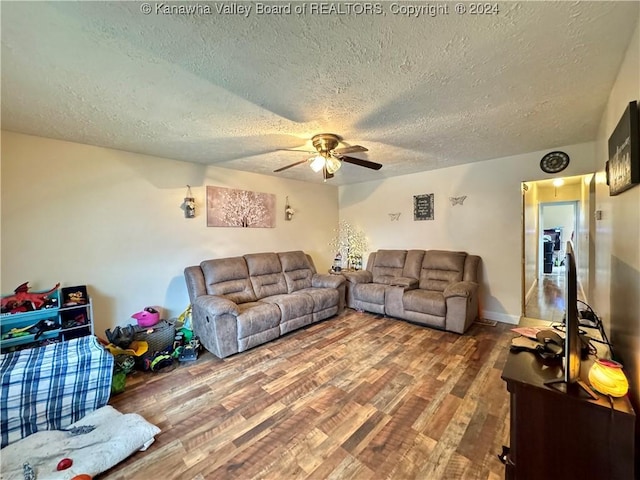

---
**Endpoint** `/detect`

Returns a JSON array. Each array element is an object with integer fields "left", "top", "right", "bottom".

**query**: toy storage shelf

[
  {"left": 1, "top": 287, "right": 94, "bottom": 354},
  {"left": 59, "top": 301, "right": 94, "bottom": 342}
]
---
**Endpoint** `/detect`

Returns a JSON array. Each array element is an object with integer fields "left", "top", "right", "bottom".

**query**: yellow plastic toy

[{"left": 104, "top": 340, "right": 148, "bottom": 357}]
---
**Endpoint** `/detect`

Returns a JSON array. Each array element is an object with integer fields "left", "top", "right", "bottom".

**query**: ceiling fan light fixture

[
  {"left": 310, "top": 155, "right": 325, "bottom": 172},
  {"left": 326, "top": 156, "right": 341, "bottom": 174},
  {"left": 273, "top": 133, "right": 382, "bottom": 178}
]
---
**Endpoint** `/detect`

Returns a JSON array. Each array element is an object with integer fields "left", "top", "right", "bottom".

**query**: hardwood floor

[
  {"left": 102, "top": 311, "right": 513, "bottom": 480},
  {"left": 525, "top": 268, "right": 588, "bottom": 323},
  {"left": 525, "top": 270, "right": 567, "bottom": 322}
]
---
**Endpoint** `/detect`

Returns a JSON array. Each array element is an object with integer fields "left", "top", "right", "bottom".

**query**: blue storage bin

[{"left": 1, "top": 289, "right": 61, "bottom": 349}]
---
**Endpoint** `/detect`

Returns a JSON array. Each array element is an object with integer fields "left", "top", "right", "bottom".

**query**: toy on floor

[
  {"left": 179, "top": 337, "right": 200, "bottom": 362},
  {"left": 57, "top": 457, "right": 73, "bottom": 471},
  {"left": 149, "top": 351, "right": 174, "bottom": 371},
  {"left": 132, "top": 307, "right": 160, "bottom": 328},
  {"left": 177, "top": 305, "right": 192, "bottom": 330},
  {"left": 105, "top": 324, "right": 137, "bottom": 348},
  {"left": 1, "top": 282, "right": 60, "bottom": 314},
  {"left": 104, "top": 341, "right": 148, "bottom": 357}
]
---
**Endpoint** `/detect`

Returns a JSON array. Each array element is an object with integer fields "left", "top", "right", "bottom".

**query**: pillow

[{"left": 0, "top": 405, "right": 160, "bottom": 479}]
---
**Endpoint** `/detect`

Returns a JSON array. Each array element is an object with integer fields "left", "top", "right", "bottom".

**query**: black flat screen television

[
  {"left": 563, "top": 241, "right": 581, "bottom": 383},
  {"left": 545, "top": 241, "right": 598, "bottom": 398}
]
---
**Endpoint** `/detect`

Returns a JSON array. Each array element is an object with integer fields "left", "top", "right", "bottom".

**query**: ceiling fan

[{"left": 274, "top": 133, "right": 382, "bottom": 181}]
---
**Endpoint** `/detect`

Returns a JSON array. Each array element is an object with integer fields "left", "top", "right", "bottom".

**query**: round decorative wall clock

[{"left": 540, "top": 151, "right": 570, "bottom": 174}]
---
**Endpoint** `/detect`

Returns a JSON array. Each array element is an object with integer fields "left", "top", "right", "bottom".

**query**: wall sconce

[
  {"left": 284, "top": 196, "right": 294, "bottom": 221},
  {"left": 588, "top": 358, "right": 629, "bottom": 397},
  {"left": 182, "top": 185, "right": 196, "bottom": 218}
]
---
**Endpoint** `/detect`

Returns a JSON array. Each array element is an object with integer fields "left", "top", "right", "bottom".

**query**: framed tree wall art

[
  {"left": 206, "top": 186, "right": 276, "bottom": 227},
  {"left": 607, "top": 100, "right": 639, "bottom": 196}
]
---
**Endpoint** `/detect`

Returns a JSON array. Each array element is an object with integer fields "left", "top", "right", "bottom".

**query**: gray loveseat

[
  {"left": 184, "top": 251, "right": 345, "bottom": 358},
  {"left": 343, "top": 249, "right": 480, "bottom": 334}
]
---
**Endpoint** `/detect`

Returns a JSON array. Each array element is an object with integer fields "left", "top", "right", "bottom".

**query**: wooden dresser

[{"left": 501, "top": 317, "right": 635, "bottom": 480}]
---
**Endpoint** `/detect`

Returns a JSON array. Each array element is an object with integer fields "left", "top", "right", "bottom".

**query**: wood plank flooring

[
  {"left": 525, "top": 271, "right": 567, "bottom": 322},
  {"left": 102, "top": 311, "right": 513, "bottom": 480}
]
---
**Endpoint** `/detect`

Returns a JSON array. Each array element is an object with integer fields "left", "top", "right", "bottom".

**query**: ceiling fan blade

[
  {"left": 278, "top": 148, "right": 315, "bottom": 154},
  {"left": 333, "top": 145, "right": 368, "bottom": 155},
  {"left": 274, "top": 159, "right": 308, "bottom": 172},
  {"left": 339, "top": 155, "right": 382, "bottom": 170}
]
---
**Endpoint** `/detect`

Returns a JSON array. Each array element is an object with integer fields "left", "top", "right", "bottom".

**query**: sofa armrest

[
  {"left": 342, "top": 270, "right": 373, "bottom": 284},
  {"left": 192, "top": 295, "right": 240, "bottom": 358},
  {"left": 193, "top": 295, "right": 240, "bottom": 317},
  {"left": 389, "top": 276, "right": 418, "bottom": 290},
  {"left": 443, "top": 281, "right": 478, "bottom": 299},
  {"left": 312, "top": 273, "right": 345, "bottom": 289},
  {"left": 444, "top": 281, "right": 480, "bottom": 334}
]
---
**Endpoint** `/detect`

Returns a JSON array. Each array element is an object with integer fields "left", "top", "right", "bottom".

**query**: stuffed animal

[{"left": 1, "top": 282, "right": 60, "bottom": 314}]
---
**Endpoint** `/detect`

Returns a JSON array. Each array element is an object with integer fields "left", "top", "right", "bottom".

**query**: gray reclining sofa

[
  {"left": 184, "top": 251, "right": 345, "bottom": 358},
  {"left": 343, "top": 249, "right": 480, "bottom": 334}
]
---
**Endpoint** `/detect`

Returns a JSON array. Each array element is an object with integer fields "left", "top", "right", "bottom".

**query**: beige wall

[
  {"left": 0, "top": 132, "right": 339, "bottom": 336},
  {"left": 541, "top": 204, "right": 575, "bottom": 239},
  {"left": 578, "top": 175, "right": 595, "bottom": 299},
  {"left": 339, "top": 141, "right": 596, "bottom": 324},
  {"left": 593, "top": 15, "right": 640, "bottom": 416},
  {"left": 523, "top": 182, "right": 539, "bottom": 306},
  {"left": 538, "top": 183, "right": 581, "bottom": 202}
]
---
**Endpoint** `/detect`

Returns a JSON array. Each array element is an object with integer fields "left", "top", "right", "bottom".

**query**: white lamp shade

[
  {"left": 310, "top": 155, "right": 325, "bottom": 172},
  {"left": 326, "top": 156, "right": 341, "bottom": 174}
]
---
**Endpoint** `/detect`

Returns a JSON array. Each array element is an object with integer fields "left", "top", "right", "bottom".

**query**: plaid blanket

[{"left": 0, "top": 335, "right": 113, "bottom": 448}]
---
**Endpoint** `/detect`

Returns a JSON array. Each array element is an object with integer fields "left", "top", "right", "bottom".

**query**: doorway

[
  {"left": 526, "top": 201, "right": 577, "bottom": 321},
  {"left": 521, "top": 174, "right": 593, "bottom": 322},
  {"left": 539, "top": 201, "right": 578, "bottom": 277}
]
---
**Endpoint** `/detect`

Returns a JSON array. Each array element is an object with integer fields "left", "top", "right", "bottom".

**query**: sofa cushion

[
  {"left": 261, "top": 293, "right": 315, "bottom": 335},
  {"left": 296, "top": 288, "right": 339, "bottom": 312},
  {"left": 245, "top": 253, "right": 288, "bottom": 299},
  {"left": 351, "top": 283, "right": 386, "bottom": 305},
  {"left": 419, "top": 251, "right": 467, "bottom": 292},
  {"left": 402, "top": 289, "right": 447, "bottom": 316},
  {"left": 403, "top": 250, "right": 426, "bottom": 279},
  {"left": 236, "top": 301, "right": 281, "bottom": 340},
  {"left": 278, "top": 251, "right": 314, "bottom": 292},
  {"left": 372, "top": 250, "right": 407, "bottom": 283},
  {"left": 261, "top": 293, "right": 314, "bottom": 322},
  {"left": 200, "top": 257, "right": 256, "bottom": 304}
]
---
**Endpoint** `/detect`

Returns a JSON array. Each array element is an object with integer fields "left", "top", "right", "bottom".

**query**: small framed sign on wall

[
  {"left": 607, "top": 100, "right": 639, "bottom": 196},
  {"left": 413, "top": 193, "right": 434, "bottom": 221}
]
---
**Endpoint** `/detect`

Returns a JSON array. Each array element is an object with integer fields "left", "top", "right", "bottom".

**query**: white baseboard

[
  {"left": 525, "top": 278, "right": 538, "bottom": 305},
  {"left": 481, "top": 310, "right": 520, "bottom": 325}
]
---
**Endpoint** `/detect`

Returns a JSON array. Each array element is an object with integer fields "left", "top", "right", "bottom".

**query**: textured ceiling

[{"left": 1, "top": 2, "right": 638, "bottom": 185}]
